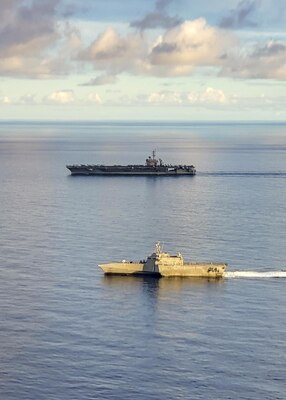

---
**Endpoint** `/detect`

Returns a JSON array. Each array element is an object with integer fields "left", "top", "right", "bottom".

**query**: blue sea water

[{"left": 0, "top": 121, "right": 285, "bottom": 400}]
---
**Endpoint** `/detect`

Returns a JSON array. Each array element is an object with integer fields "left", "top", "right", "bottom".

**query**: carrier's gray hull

[{"left": 66, "top": 165, "right": 196, "bottom": 176}]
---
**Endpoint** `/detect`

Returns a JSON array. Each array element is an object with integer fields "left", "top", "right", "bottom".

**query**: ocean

[{"left": 0, "top": 121, "right": 285, "bottom": 400}]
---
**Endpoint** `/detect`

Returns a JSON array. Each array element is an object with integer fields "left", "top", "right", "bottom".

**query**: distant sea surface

[{"left": 0, "top": 121, "right": 285, "bottom": 400}]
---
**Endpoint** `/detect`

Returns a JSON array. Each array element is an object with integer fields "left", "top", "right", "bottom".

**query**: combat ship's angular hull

[{"left": 99, "top": 243, "right": 227, "bottom": 278}]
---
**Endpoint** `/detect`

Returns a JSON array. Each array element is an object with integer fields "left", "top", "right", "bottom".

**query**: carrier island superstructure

[
  {"left": 66, "top": 150, "right": 196, "bottom": 176},
  {"left": 99, "top": 243, "right": 227, "bottom": 278}
]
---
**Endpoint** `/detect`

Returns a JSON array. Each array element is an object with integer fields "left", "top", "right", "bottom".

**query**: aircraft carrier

[{"left": 66, "top": 150, "right": 196, "bottom": 176}]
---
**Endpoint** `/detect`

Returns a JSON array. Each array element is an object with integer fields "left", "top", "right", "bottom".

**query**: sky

[{"left": 0, "top": 0, "right": 285, "bottom": 121}]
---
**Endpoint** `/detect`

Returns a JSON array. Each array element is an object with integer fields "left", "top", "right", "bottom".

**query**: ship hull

[
  {"left": 66, "top": 166, "right": 196, "bottom": 176},
  {"left": 158, "top": 263, "right": 226, "bottom": 278},
  {"left": 99, "top": 262, "right": 226, "bottom": 278},
  {"left": 98, "top": 263, "right": 155, "bottom": 275}
]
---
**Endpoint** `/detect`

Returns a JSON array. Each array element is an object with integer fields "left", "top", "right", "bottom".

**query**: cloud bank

[
  {"left": 146, "top": 87, "right": 228, "bottom": 106},
  {"left": 149, "top": 19, "right": 235, "bottom": 72},
  {"left": 0, "top": 0, "right": 285, "bottom": 82},
  {"left": 79, "top": 28, "right": 146, "bottom": 74},
  {"left": 0, "top": 0, "right": 61, "bottom": 77},
  {"left": 222, "top": 40, "right": 286, "bottom": 79},
  {"left": 78, "top": 19, "right": 237, "bottom": 78}
]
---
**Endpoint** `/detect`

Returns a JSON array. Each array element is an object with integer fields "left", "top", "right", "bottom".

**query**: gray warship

[
  {"left": 99, "top": 243, "right": 227, "bottom": 278},
  {"left": 66, "top": 150, "right": 196, "bottom": 176}
]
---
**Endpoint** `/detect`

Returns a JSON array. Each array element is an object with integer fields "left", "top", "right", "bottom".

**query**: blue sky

[{"left": 0, "top": 0, "right": 285, "bottom": 121}]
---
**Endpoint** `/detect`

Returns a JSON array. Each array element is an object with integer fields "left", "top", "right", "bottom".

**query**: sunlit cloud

[
  {"left": 1, "top": 0, "right": 286, "bottom": 121},
  {"left": 138, "top": 87, "right": 228, "bottom": 106},
  {"left": 0, "top": 0, "right": 61, "bottom": 77},
  {"left": 78, "top": 28, "right": 146, "bottom": 74},
  {"left": 79, "top": 19, "right": 236, "bottom": 78},
  {"left": 0, "top": 96, "right": 12, "bottom": 105},
  {"left": 147, "top": 91, "right": 183, "bottom": 104},
  {"left": 149, "top": 19, "right": 236, "bottom": 74},
  {"left": 222, "top": 40, "right": 286, "bottom": 80},
  {"left": 18, "top": 94, "right": 37, "bottom": 105},
  {"left": 87, "top": 93, "right": 103, "bottom": 104},
  {"left": 0, "top": 1, "right": 285, "bottom": 83},
  {"left": 45, "top": 90, "right": 75, "bottom": 104},
  {"left": 74, "top": 17, "right": 286, "bottom": 81},
  {"left": 187, "top": 87, "right": 227, "bottom": 104},
  {"left": 41, "top": 91, "right": 103, "bottom": 105}
]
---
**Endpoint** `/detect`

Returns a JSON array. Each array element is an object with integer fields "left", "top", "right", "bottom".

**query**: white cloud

[
  {"left": 222, "top": 40, "right": 286, "bottom": 80},
  {"left": 0, "top": 1, "right": 83, "bottom": 78},
  {"left": 187, "top": 87, "right": 227, "bottom": 104},
  {"left": 1, "top": 88, "right": 286, "bottom": 113},
  {"left": 41, "top": 91, "right": 103, "bottom": 105},
  {"left": 0, "top": 0, "right": 59, "bottom": 58},
  {"left": 0, "top": 0, "right": 61, "bottom": 77},
  {"left": 46, "top": 90, "right": 75, "bottom": 104},
  {"left": 0, "top": 2, "right": 285, "bottom": 84},
  {"left": 149, "top": 19, "right": 236, "bottom": 73},
  {"left": 78, "top": 19, "right": 237, "bottom": 78},
  {"left": 147, "top": 91, "right": 182, "bottom": 104},
  {"left": 21, "top": 94, "right": 38, "bottom": 105},
  {"left": 79, "top": 28, "right": 146, "bottom": 74},
  {"left": 140, "top": 88, "right": 228, "bottom": 106},
  {"left": 87, "top": 93, "right": 103, "bottom": 104},
  {"left": 0, "top": 96, "right": 12, "bottom": 104},
  {"left": 75, "top": 15, "right": 286, "bottom": 82}
]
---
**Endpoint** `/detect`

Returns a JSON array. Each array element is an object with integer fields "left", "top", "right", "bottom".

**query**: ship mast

[
  {"left": 152, "top": 149, "right": 156, "bottom": 160},
  {"left": 155, "top": 242, "right": 162, "bottom": 254}
]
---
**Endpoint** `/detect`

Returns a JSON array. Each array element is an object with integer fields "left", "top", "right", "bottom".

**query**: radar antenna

[{"left": 155, "top": 242, "right": 162, "bottom": 254}]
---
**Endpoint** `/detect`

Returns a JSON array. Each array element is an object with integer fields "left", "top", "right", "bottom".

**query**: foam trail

[{"left": 225, "top": 271, "right": 286, "bottom": 279}]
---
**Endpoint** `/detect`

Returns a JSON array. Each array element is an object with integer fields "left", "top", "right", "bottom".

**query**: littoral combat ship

[
  {"left": 99, "top": 243, "right": 227, "bottom": 278},
  {"left": 66, "top": 150, "right": 196, "bottom": 176}
]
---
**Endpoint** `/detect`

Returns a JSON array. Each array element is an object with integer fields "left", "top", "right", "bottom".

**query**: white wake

[{"left": 225, "top": 270, "right": 286, "bottom": 279}]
